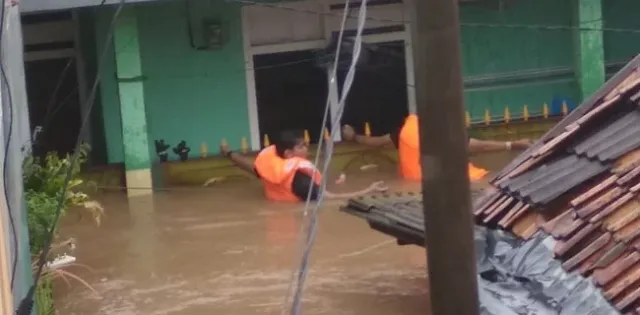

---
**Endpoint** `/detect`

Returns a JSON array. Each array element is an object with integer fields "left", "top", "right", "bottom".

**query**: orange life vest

[
  {"left": 397, "top": 114, "right": 489, "bottom": 181},
  {"left": 254, "top": 145, "right": 323, "bottom": 202}
]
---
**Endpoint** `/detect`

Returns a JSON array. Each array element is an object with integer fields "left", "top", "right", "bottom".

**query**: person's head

[{"left": 274, "top": 130, "right": 308, "bottom": 159}]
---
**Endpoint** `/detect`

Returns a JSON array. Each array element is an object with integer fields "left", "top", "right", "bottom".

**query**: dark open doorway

[
  {"left": 339, "top": 40, "right": 409, "bottom": 136},
  {"left": 253, "top": 50, "right": 328, "bottom": 145},
  {"left": 25, "top": 57, "right": 81, "bottom": 158}
]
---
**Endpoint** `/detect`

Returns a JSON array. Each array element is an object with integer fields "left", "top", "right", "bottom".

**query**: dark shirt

[
  {"left": 253, "top": 168, "right": 320, "bottom": 201},
  {"left": 389, "top": 126, "right": 402, "bottom": 149}
]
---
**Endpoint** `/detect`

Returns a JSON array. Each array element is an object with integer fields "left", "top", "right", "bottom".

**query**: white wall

[
  {"left": 244, "top": 0, "right": 410, "bottom": 53},
  {"left": 245, "top": 0, "right": 324, "bottom": 46}
]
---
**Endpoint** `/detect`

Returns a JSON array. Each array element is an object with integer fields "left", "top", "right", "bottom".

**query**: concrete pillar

[
  {"left": 403, "top": 0, "right": 417, "bottom": 115},
  {"left": 575, "top": 0, "right": 605, "bottom": 100},
  {"left": 114, "top": 7, "right": 154, "bottom": 197}
]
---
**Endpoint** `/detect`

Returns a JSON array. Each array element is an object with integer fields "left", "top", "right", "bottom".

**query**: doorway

[
  {"left": 25, "top": 58, "right": 81, "bottom": 157},
  {"left": 253, "top": 50, "right": 328, "bottom": 145},
  {"left": 339, "top": 40, "right": 409, "bottom": 136}
]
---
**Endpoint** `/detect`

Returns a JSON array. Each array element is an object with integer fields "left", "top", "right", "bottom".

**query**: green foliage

[
  {"left": 23, "top": 143, "right": 97, "bottom": 254},
  {"left": 34, "top": 278, "right": 54, "bottom": 315},
  {"left": 23, "top": 144, "right": 103, "bottom": 315}
]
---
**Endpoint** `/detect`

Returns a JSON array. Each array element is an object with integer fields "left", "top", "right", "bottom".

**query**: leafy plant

[
  {"left": 23, "top": 143, "right": 103, "bottom": 254},
  {"left": 23, "top": 144, "right": 104, "bottom": 314},
  {"left": 34, "top": 278, "right": 53, "bottom": 315}
]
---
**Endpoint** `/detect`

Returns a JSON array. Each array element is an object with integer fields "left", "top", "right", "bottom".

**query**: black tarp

[
  {"left": 341, "top": 195, "right": 622, "bottom": 315},
  {"left": 475, "top": 227, "right": 619, "bottom": 315}
]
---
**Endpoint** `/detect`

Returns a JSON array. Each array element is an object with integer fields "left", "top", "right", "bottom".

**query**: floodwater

[{"left": 54, "top": 151, "right": 519, "bottom": 315}]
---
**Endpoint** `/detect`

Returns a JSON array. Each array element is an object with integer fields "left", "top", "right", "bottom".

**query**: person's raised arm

[
  {"left": 342, "top": 125, "right": 393, "bottom": 147},
  {"left": 324, "top": 181, "right": 388, "bottom": 199},
  {"left": 291, "top": 170, "right": 388, "bottom": 201},
  {"left": 220, "top": 142, "right": 255, "bottom": 174},
  {"left": 468, "top": 138, "right": 532, "bottom": 154}
]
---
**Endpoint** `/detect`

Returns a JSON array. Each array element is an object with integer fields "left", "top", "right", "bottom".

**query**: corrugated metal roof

[
  {"left": 342, "top": 55, "right": 640, "bottom": 315},
  {"left": 341, "top": 195, "right": 620, "bottom": 315},
  {"left": 495, "top": 55, "right": 640, "bottom": 181},
  {"left": 473, "top": 56, "right": 640, "bottom": 314},
  {"left": 570, "top": 109, "right": 640, "bottom": 161},
  {"left": 495, "top": 105, "right": 640, "bottom": 206},
  {"left": 498, "top": 153, "right": 609, "bottom": 205}
]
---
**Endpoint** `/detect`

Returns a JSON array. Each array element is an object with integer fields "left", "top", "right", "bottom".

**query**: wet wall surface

[{"left": 54, "top": 152, "right": 519, "bottom": 315}]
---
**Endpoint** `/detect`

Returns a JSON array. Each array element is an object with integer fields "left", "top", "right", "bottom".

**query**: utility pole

[{"left": 410, "top": 0, "right": 479, "bottom": 314}]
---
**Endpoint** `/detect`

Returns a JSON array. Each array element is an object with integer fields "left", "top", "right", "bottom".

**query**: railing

[{"left": 202, "top": 102, "right": 570, "bottom": 157}]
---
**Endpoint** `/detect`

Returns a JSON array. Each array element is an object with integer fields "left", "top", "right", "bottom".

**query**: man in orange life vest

[
  {"left": 341, "top": 114, "right": 532, "bottom": 181},
  {"left": 220, "top": 130, "right": 388, "bottom": 202}
]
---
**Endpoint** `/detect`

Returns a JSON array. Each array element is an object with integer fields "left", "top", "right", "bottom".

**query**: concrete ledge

[
  {"left": 82, "top": 120, "right": 558, "bottom": 189},
  {"left": 125, "top": 168, "right": 153, "bottom": 197}
]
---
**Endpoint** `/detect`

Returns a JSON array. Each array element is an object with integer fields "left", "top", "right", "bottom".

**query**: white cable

[
  {"left": 287, "top": 1, "right": 369, "bottom": 314},
  {"left": 279, "top": 1, "right": 352, "bottom": 314}
]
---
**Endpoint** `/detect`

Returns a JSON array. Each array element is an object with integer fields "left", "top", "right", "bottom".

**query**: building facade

[{"left": 20, "top": 0, "right": 640, "bottom": 193}]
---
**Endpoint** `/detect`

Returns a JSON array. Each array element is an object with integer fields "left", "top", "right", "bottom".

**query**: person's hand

[
  {"left": 513, "top": 138, "right": 534, "bottom": 149},
  {"left": 220, "top": 141, "right": 231, "bottom": 156},
  {"left": 369, "top": 181, "right": 389, "bottom": 193},
  {"left": 342, "top": 125, "right": 356, "bottom": 141}
]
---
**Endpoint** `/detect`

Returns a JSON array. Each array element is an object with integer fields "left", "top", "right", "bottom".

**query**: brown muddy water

[{"left": 54, "top": 151, "right": 519, "bottom": 315}]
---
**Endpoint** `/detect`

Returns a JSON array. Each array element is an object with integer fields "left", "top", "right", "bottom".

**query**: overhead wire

[
  {"left": 91, "top": 0, "right": 640, "bottom": 82},
  {"left": 0, "top": 0, "right": 18, "bottom": 290},
  {"left": 40, "top": 0, "right": 621, "bottom": 194},
  {"left": 72, "top": 0, "right": 612, "bottom": 191},
  {"left": 31, "top": 57, "right": 76, "bottom": 149},
  {"left": 280, "top": 0, "right": 352, "bottom": 313},
  {"left": 26, "top": 0, "right": 634, "bottom": 146},
  {"left": 14, "top": 0, "right": 628, "bottom": 310},
  {"left": 231, "top": 0, "right": 640, "bottom": 34},
  {"left": 40, "top": 58, "right": 75, "bottom": 124},
  {"left": 285, "top": 0, "right": 369, "bottom": 314},
  {"left": 15, "top": 0, "right": 127, "bottom": 313}
]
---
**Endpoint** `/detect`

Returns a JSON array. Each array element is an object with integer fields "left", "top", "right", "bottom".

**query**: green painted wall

[
  {"left": 137, "top": 0, "right": 249, "bottom": 161},
  {"left": 95, "top": 7, "right": 123, "bottom": 164},
  {"left": 87, "top": 0, "right": 640, "bottom": 165},
  {"left": 459, "top": 0, "right": 579, "bottom": 119},
  {"left": 574, "top": 0, "right": 605, "bottom": 99},
  {"left": 603, "top": 0, "right": 640, "bottom": 65},
  {"left": 94, "top": 0, "right": 249, "bottom": 163},
  {"left": 78, "top": 8, "right": 108, "bottom": 165},
  {"left": 114, "top": 7, "right": 154, "bottom": 171}
]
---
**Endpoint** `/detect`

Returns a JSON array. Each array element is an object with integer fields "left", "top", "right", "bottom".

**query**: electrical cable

[
  {"left": 15, "top": 0, "right": 624, "bottom": 309},
  {"left": 231, "top": 0, "right": 640, "bottom": 34},
  {"left": 15, "top": 0, "right": 126, "bottom": 314},
  {"left": 280, "top": 1, "right": 352, "bottom": 312},
  {"left": 41, "top": 58, "right": 75, "bottom": 124},
  {"left": 82, "top": 0, "right": 640, "bottom": 83},
  {"left": 0, "top": 0, "right": 18, "bottom": 290},
  {"left": 284, "top": 1, "right": 369, "bottom": 315},
  {"left": 32, "top": 58, "right": 76, "bottom": 148},
  {"left": 40, "top": 88, "right": 79, "bottom": 134}
]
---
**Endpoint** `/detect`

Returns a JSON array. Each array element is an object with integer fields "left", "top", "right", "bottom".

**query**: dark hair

[{"left": 274, "top": 130, "right": 304, "bottom": 157}]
